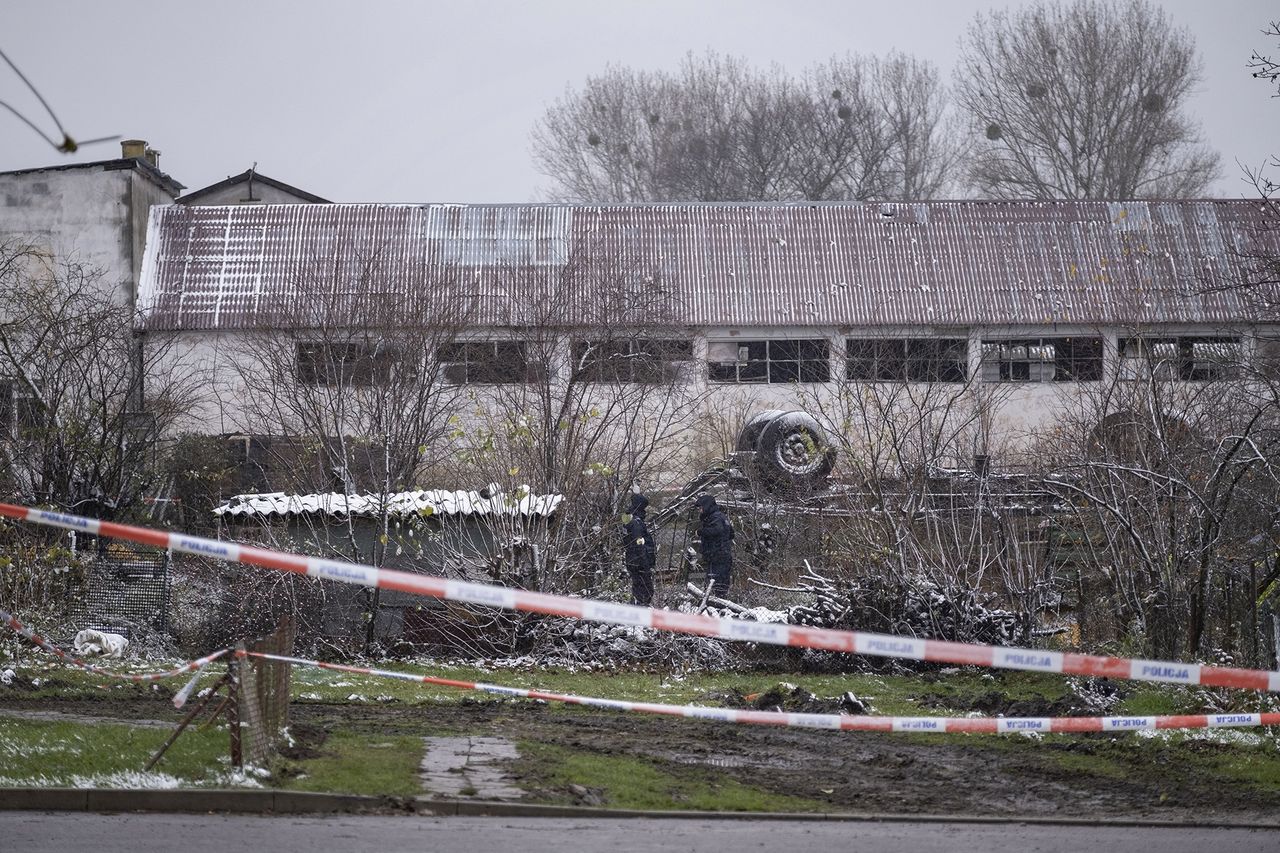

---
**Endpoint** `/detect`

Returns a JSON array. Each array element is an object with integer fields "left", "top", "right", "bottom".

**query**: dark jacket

[
  {"left": 623, "top": 493, "right": 656, "bottom": 571},
  {"left": 694, "top": 494, "right": 733, "bottom": 562}
]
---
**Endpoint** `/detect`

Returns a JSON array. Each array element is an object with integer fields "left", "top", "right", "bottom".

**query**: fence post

[{"left": 227, "top": 646, "right": 243, "bottom": 769}]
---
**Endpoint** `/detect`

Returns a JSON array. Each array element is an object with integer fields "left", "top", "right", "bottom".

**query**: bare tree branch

[
  {"left": 954, "top": 0, "right": 1220, "bottom": 199},
  {"left": 531, "top": 51, "right": 960, "bottom": 202}
]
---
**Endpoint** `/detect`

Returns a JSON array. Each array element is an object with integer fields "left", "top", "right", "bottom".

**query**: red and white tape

[
  {"left": 0, "top": 606, "right": 227, "bottom": 681},
  {"left": 243, "top": 650, "right": 1280, "bottom": 735},
  {"left": 3, "top": 501, "right": 1278, "bottom": 693}
]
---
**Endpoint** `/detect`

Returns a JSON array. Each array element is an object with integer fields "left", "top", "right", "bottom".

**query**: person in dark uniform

[
  {"left": 622, "top": 493, "right": 656, "bottom": 606},
  {"left": 694, "top": 494, "right": 734, "bottom": 597}
]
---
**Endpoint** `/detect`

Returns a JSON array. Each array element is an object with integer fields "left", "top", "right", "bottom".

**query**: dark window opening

[
  {"left": 0, "top": 380, "right": 43, "bottom": 433},
  {"left": 296, "top": 342, "right": 399, "bottom": 387},
  {"left": 571, "top": 338, "right": 693, "bottom": 383},
  {"left": 436, "top": 341, "right": 536, "bottom": 384},
  {"left": 707, "top": 339, "right": 829, "bottom": 384},
  {"left": 980, "top": 337, "right": 1102, "bottom": 382},
  {"left": 1119, "top": 337, "right": 1241, "bottom": 381},
  {"left": 846, "top": 338, "right": 968, "bottom": 382}
]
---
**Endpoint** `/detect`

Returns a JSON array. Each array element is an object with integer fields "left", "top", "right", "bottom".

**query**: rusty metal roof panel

[{"left": 138, "top": 200, "right": 1280, "bottom": 330}]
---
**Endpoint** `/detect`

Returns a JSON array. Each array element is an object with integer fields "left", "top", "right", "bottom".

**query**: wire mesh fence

[
  {"left": 235, "top": 616, "right": 295, "bottom": 767},
  {"left": 72, "top": 540, "right": 170, "bottom": 636}
]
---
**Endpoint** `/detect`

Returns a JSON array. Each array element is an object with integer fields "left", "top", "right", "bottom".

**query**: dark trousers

[
  {"left": 628, "top": 566, "right": 654, "bottom": 607},
  {"left": 706, "top": 557, "right": 732, "bottom": 597}
]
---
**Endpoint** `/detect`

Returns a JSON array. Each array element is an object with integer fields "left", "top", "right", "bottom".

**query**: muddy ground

[{"left": 5, "top": 692, "right": 1280, "bottom": 822}]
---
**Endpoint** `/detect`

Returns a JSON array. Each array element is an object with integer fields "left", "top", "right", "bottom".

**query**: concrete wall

[
  {"left": 0, "top": 163, "right": 178, "bottom": 303},
  {"left": 154, "top": 322, "right": 1264, "bottom": 492}
]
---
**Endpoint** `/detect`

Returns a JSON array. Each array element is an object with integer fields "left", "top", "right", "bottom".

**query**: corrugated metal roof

[
  {"left": 139, "top": 200, "right": 1280, "bottom": 330},
  {"left": 213, "top": 489, "right": 563, "bottom": 520}
]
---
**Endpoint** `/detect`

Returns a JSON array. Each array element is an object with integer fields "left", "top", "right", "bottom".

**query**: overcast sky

[{"left": 2, "top": 0, "right": 1277, "bottom": 202}]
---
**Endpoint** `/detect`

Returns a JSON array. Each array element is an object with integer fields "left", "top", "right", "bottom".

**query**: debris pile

[
  {"left": 771, "top": 564, "right": 1033, "bottom": 647},
  {"left": 516, "top": 616, "right": 734, "bottom": 671},
  {"left": 709, "top": 682, "right": 876, "bottom": 715}
]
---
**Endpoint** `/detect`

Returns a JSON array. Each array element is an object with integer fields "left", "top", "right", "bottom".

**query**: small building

[{"left": 212, "top": 487, "right": 562, "bottom": 642}]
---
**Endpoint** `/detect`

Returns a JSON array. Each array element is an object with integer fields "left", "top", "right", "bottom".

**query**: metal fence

[{"left": 72, "top": 541, "right": 170, "bottom": 635}]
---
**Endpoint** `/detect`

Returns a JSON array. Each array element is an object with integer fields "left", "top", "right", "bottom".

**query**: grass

[
  {"left": 0, "top": 655, "right": 1249, "bottom": 720},
  {"left": 1037, "top": 739, "right": 1132, "bottom": 781},
  {"left": 513, "top": 741, "right": 827, "bottom": 812},
  {"left": 7, "top": 654, "right": 1280, "bottom": 806},
  {"left": 3, "top": 657, "right": 1068, "bottom": 714},
  {"left": 274, "top": 731, "right": 425, "bottom": 797},
  {"left": 0, "top": 716, "right": 236, "bottom": 788}
]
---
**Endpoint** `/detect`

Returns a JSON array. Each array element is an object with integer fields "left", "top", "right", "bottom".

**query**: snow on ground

[{"left": 0, "top": 769, "right": 265, "bottom": 789}]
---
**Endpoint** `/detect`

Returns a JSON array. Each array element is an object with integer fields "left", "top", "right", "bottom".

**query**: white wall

[
  {"left": 0, "top": 165, "right": 176, "bottom": 303},
  {"left": 155, "top": 322, "right": 1267, "bottom": 486}
]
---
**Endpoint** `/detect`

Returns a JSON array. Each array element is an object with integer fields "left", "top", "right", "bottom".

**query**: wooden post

[
  {"left": 228, "top": 646, "right": 243, "bottom": 769},
  {"left": 144, "top": 671, "right": 229, "bottom": 771}
]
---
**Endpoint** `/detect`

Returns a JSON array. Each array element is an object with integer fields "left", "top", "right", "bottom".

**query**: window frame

[
  {"left": 1118, "top": 336, "right": 1242, "bottom": 382},
  {"left": 846, "top": 338, "right": 969, "bottom": 382},
  {"left": 707, "top": 338, "right": 830, "bottom": 384},
  {"left": 571, "top": 337, "right": 694, "bottom": 384},
  {"left": 295, "top": 341, "right": 399, "bottom": 387},
  {"left": 0, "top": 379, "right": 43, "bottom": 435},
  {"left": 436, "top": 340, "right": 536, "bottom": 385},
  {"left": 979, "top": 336, "right": 1103, "bottom": 383}
]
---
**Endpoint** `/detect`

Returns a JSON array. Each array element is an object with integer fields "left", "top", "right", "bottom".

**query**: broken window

[
  {"left": 1118, "top": 337, "right": 1242, "bottom": 381},
  {"left": 980, "top": 337, "right": 1103, "bottom": 382},
  {"left": 846, "top": 338, "right": 968, "bottom": 382},
  {"left": 571, "top": 338, "right": 693, "bottom": 383},
  {"left": 707, "top": 339, "right": 829, "bottom": 384},
  {"left": 436, "top": 341, "right": 535, "bottom": 384},
  {"left": 296, "top": 342, "right": 399, "bottom": 387},
  {"left": 0, "top": 380, "right": 43, "bottom": 434}
]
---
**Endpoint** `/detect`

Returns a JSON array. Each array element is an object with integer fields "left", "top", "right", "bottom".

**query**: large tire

[
  {"left": 735, "top": 410, "right": 787, "bottom": 453},
  {"left": 755, "top": 411, "right": 836, "bottom": 493}
]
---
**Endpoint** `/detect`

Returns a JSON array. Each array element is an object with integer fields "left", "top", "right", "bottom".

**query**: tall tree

[
  {"left": 441, "top": 245, "right": 708, "bottom": 595},
  {"left": 954, "top": 0, "right": 1219, "bottom": 199},
  {"left": 531, "top": 51, "right": 958, "bottom": 203},
  {"left": 0, "top": 240, "right": 201, "bottom": 517},
  {"left": 227, "top": 251, "right": 473, "bottom": 649}
]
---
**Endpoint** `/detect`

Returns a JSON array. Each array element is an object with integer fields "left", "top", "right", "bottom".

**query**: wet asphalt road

[{"left": 3, "top": 812, "right": 1279, "bottom": 853}]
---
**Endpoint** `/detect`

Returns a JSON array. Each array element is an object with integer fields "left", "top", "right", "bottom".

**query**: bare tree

[
  {"left": 225, "top": 251, "right": 473, "bottom": 649},
  {"left": 776, "top": 350, "right": 1052, "bottom": 643},
  {"left": 1034, "top": 338, "right": 1280, "bottom": 659},
  {"left": 440, "top": 247, "right": 708, "bottom": 596},
  {"left": 0, "top": 240, "right": 201, "bottom": 517},
  {"left": 531, "top": 51, "right": 958, "bottom": 203},
  {"left": 954, "top": 0, "right": 1219, "bottom": 199}
]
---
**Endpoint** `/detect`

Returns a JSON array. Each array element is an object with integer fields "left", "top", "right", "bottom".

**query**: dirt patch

[
  {"left": 5, "top": 695, "right": 1280, "bottom": 821},
  {"left": 278, "top": 722, "right": 328, "bottom": 760},
  {"left": 915, "top": 690, "right": 1088, "bottom": 718}
]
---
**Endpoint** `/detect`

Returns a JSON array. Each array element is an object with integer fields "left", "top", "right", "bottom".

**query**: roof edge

[{"left": 178, "top": 168, "right": 331, "bottom": 205}]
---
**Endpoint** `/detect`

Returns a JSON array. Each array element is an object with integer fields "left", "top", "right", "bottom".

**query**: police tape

[
  {"left": 0, "top": 606, "right": 227, "bottom": 682},
  {"left": 2, "top": 501, "right": 1278, "bottom": 693},
  {"left": 242, "top": 649, "right": 1280, "bottom": 735}
]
